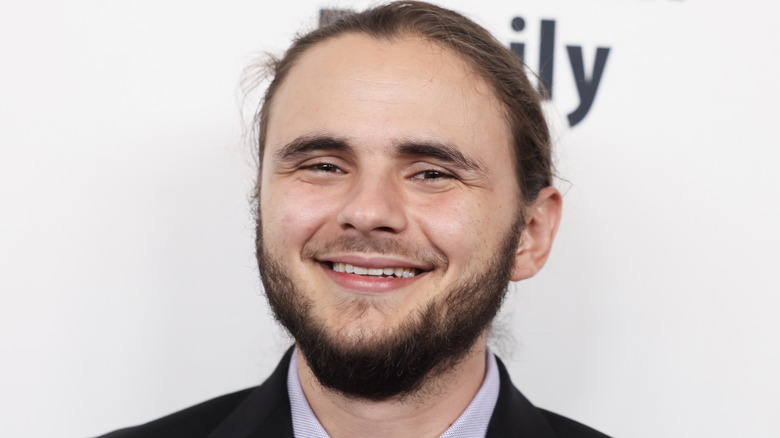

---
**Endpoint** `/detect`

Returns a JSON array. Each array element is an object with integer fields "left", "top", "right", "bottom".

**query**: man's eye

[
  {"left": 412, "top": 170, "right": 452, "bottom": 181},
  {"left": 301, "top": 163, "right": 343, "bottom": 173}
]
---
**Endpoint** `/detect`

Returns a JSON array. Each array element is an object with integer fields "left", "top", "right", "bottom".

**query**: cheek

[
  {"left": 413, "top": 192, "right": 510, "bottom": 265},
  {"left": 413, "top": 195, "right": 480, "bottom": 254},
  {"left": 261, "top": 183, "right": 336, "bottom": 250}
]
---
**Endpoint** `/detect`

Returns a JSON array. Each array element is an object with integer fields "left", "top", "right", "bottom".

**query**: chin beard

[{"left": 256, "top": 217, "right": 522, "bottom": 401}]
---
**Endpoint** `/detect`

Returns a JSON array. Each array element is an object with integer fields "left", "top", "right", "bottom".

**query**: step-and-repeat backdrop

[{"left": 2, "top": 1, "right": 778, "bottom": 437}]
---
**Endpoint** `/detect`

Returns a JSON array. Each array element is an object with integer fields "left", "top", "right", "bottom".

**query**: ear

[{"left": 511, "top": 186, "right": 562, "bottom": 281}]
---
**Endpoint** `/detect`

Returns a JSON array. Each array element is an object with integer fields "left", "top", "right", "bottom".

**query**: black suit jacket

[{"left": 99, "top": 349, "right": 609, "bottom": 437}]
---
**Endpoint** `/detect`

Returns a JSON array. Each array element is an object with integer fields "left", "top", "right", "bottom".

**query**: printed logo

[{"left": 510, "top": 17, "right": 610, "bottom": 127}]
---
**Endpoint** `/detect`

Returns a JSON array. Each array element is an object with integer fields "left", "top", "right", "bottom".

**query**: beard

[{"left": 256, "top": 215, "right": 523, "bottom": 401}]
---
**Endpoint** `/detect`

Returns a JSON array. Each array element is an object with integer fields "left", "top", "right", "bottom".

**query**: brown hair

[{"left": 254, "top": 1, "right": 552, "bottom": 204}]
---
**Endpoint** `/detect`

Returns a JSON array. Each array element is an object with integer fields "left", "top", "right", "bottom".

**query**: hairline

[{"left": 253, "top": 2, "right": 552, "bottom": 208}]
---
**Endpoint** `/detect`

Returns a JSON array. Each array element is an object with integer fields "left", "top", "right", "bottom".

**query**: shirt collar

[{"left": 287, "top": 348, "right": 500, "bottom": 438}]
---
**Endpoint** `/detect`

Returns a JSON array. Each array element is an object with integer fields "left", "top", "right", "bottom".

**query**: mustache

[{"left": 301, "top": 235, "right": 448, "bottom": 270}]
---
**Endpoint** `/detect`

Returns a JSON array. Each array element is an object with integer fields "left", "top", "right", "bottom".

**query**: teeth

[{"left": 330, "top": 262, "right": 420, "bottom": 278}]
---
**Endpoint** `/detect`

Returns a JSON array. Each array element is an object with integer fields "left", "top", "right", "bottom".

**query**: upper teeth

[{"left": 332, "top": 262, "right": 419, "bottom": 278}]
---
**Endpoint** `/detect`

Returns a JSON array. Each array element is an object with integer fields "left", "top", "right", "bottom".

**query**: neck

[{"left": 296, "top": 335, "right": 489, "bottom": 438}]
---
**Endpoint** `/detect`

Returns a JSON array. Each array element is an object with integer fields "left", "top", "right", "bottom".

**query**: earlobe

[{"left": 511, "top": 186, "right": 562, "bottom": 282}]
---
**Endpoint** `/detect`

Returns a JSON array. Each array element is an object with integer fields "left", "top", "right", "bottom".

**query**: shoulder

[
  {"left": 488, "top": 355, "right": 611, "bottom": 438},
  {"left": 95, "top": 387, "right": 256, "bottom": 438},
  {"left": 96, "top": 348, "right": 295, "bottom": 438},
  {"left": 538, "top": 409, "right": 611, "bottom": 438}
]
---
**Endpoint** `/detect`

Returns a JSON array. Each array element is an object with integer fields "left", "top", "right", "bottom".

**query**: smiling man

[{"left": 100, "top": 2, "right": 608, "bottom": 437}]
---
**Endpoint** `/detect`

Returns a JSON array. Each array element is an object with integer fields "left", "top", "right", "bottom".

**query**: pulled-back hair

[{"left": 254, "top": 1, "right": 552, "bottom": 204}]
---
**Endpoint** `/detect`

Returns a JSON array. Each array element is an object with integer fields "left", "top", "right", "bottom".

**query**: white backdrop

[{"left": 2, "top": 1, "right": 779, "bottom": 437}]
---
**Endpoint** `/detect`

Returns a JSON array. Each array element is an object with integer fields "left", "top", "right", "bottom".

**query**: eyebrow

[
  {"left": 275, "top": 134, "right": 353, "bottom": 160},
  {"left": 275, "top": 134, "right": 485, "bottom": 175},
  {"left": 394, "top": 139, "right": 485, "bottom": 174}
]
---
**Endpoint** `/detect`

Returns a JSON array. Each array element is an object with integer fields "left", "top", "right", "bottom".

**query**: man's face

[{"left": 258, "top": 34, "right": 524, "bottom": 398}]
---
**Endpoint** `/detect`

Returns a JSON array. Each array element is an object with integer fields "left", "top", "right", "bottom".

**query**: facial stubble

[{"left": 256, "top": 214, "right": 523, "bottom": 401}]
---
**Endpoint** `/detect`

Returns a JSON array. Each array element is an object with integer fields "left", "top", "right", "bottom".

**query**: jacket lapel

[{"left": 209, "top": 348, "right": 295, "bottom": 438}]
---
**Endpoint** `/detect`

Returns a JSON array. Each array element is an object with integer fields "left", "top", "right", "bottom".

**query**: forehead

[{"left": 265, "top": 33, "right": 513, "bottom": 170}]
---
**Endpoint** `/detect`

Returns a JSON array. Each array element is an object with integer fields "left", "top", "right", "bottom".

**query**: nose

[{"left": 336, "top": 173, "right": 407, "bottom": 235}]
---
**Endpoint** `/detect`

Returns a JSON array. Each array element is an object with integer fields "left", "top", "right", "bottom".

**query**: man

[{"left": 101, "top": 2, "right": 608, "bottom": 437}]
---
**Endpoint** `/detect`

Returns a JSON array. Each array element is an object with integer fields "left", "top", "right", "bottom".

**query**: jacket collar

[
  {"left": 209, "top": 348, "right": 557, "bottom": 438},
  {"left": 209, "top": 348, "right": 295, "bottom": 438},
  {"left": 486, "top": 356, "right": 558, "bottom": 438}
]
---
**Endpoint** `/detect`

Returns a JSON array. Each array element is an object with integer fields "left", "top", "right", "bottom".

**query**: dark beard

[{"left": 256, "top": 217, "right": 522, "bottom": 401}]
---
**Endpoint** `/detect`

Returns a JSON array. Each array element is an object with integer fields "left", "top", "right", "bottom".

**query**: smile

[{"left": 330, "top": 262, "right": 421, "bottom": 278}]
